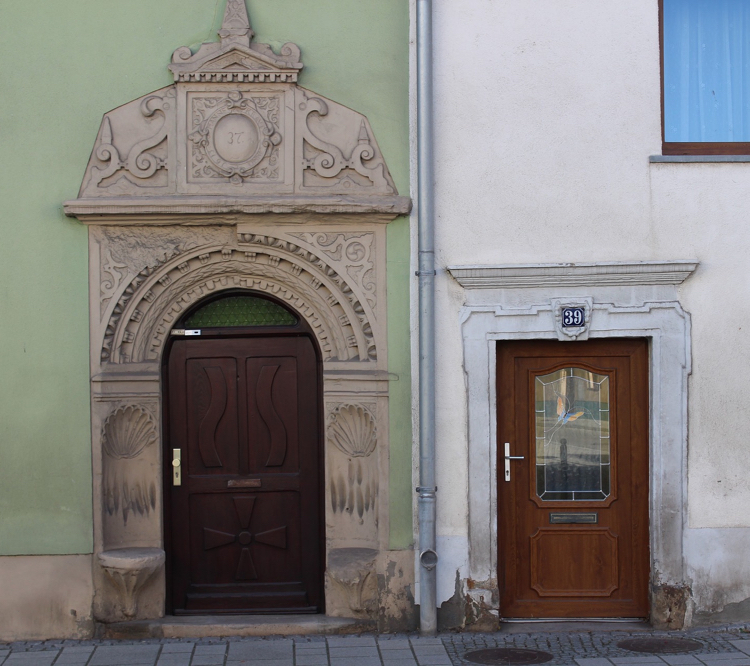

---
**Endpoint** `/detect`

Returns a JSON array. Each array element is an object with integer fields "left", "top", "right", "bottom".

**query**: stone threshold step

[{"left": 100, "top": 614, "right": 373, "bottom": 639}]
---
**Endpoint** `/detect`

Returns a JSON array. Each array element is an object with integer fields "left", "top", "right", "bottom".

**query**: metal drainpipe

[{"left": 416, "top": 0, "right": 438, "bottom": 637}]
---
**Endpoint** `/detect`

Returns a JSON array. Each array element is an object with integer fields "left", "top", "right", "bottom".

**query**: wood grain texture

[
  {"left": 166, "top": 334, "right": 322, "bottom": 614},
  {"left": 497, "top": 339, "right": 649, "bottom": 618}
]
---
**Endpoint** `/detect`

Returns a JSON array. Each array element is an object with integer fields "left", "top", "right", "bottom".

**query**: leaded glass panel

[
  {"left": 535, "top": 367, "right": 610, "bottom": 501},
  {"left": 185, "top": 295, "right": 297, "bottom": 328}
]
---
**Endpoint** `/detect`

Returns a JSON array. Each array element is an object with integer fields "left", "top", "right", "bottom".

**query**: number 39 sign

[{"left": 561, "top": 307, "right": 586, "bottom": 328}]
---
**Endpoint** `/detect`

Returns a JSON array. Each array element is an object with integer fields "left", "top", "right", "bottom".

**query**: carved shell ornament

[
  {"left": 102, "top": 405, "right": 157, "bottom": 460},
  {"left": 328, "top": 404, "right": 377, "bottom": 458}
]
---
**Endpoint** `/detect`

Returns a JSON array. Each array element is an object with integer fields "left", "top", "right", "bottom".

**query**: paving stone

[
  {"left": 88, "top": 645, "right": 160, "bottom": 665},
  {"left": 575, "top": 659, "right": 615, "bottom": 666},
  {"left": 730, "top": 644, "right": 750, "bottom": 657},
  {"left": 193, "top": 645, "right": 227, "bottom": 655},
  {"left": 662, "top": 657, "right": 702, "bottom": 665},
  {"left": 227, "top": 640, "right": 292, "bottom": 660},
  {"left": 415, "top": 654, "right": 451, "bottom": 664},
  {"left": 160, "top": 644, "right": 195, "bottom": 654},
  {"left": 329, "top": 658, "right": 382, "bottom": 666},
  {"left": 3, "top": 655, "right": 59, "bottom": 666},
  {"left": 295, "top": 643, "right": 327, "bottom": 649},
  {"left": 327, "top": 646, "right": 380, "bottom": 658},
  {"left": 188, "top": 657, "right": 226, "bottom": 666},
  {"left": 226, "top": 660, "right": 293, "bottom": 666},
  {"left": 155, "top": 657, "right": 192, "bottom": 666},
  {"left": 294, "top": 655, "right": 329, "bottom": 666},
  {"left": 379, "top": 640, "right": 413, "bottom": 650},
  {"left": 327, "top": 637, "right": 377, "bottom": 648},
  {"left": 694, "top": 655, "right": 745, "bottom": 660},
  {"left": 379, "top": 649, "right": 415, "bottom": 659},
  {"left": 412, "top": 645, "right": 449, "bottom": 655}
]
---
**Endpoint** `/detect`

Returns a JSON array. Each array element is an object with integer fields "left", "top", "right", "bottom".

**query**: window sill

[{"left": 650, "top": 155, "right": 750, "bottom": 163}]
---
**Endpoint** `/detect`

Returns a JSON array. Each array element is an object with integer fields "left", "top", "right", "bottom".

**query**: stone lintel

[
  {"left": 448, "top": 260, "right": 699, "bottom": 289},
  {"left": 65, "top": 196, "right": 411, "bottom": 223}
]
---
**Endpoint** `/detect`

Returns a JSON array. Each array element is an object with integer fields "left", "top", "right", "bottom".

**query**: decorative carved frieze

[
  {"left": 101, "top": 236, "right": 377, "bottom": 364},
  {"left": 290, "top": 232, "right": 376, "bottom": 309}
]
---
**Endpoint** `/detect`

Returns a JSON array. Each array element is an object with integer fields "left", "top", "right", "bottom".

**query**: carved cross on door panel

[{"left": 202, "top": 495, "right": 288, "bottom": 581}]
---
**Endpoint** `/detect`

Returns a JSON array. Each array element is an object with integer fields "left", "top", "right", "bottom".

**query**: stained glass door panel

[{"left": 535, "top": 368, "right": 610, "bottom": 501}]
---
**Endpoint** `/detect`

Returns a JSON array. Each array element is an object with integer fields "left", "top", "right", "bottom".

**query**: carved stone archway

[{"left": 65, "top": 0, "right": 411, "bottom": 628}]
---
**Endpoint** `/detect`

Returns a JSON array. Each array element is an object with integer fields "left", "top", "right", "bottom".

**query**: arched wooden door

[{"left": 163, "top": 293, "right": 323, "bottom": 614}]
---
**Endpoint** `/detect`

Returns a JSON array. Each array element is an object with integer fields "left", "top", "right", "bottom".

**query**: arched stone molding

[
  {"left": 87, "top": 218, "right": 393, "bottom": 624},
  {"left": 102, "top": 234, "right": 378, "bottom": 366}
]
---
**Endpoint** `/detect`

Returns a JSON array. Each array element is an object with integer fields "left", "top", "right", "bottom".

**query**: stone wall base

[{"left": 0, "top": 554, "right": 95, "bottom": 641}]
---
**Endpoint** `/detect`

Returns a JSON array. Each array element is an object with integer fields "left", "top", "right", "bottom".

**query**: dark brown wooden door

[
  {"left": 497, "top": 339, "right": 649, "bottom": 618},
  {"left": 166, "top": 335, "right": 322, "bottom": 614}
]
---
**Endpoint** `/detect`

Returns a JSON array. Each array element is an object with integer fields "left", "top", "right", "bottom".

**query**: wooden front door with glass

[{"left": 497, "top": 339, "right": 649, "bottom": 618}]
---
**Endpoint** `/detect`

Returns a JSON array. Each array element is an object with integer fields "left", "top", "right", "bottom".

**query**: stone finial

[{"left": 219, "top": 0, "right": 254, "bottom": 48}]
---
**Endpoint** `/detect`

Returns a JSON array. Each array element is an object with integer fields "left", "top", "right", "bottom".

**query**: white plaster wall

[{"left": 430, "top": 0, "right": 750, "bottom": 613}]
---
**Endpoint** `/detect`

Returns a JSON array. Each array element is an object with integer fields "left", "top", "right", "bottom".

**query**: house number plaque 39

[{"left": 561, "top": 307, "right": 585, "bottom": 328}]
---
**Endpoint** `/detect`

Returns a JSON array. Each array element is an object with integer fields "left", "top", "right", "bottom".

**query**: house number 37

[
  {"left": 561, "top": 307, "right": 585, "bottom": 327},
  {"left": 227, "top": 132, "right": 244, "bottom": 144}
]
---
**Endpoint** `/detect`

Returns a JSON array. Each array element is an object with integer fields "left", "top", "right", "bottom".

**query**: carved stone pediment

[{"left": 64, "top": 0, "right": 410, "bottom": 221}]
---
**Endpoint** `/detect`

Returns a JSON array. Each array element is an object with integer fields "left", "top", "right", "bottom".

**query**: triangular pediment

[
  {"left": 168, "top": 0, "right": 301, "bottom": 83},
  {"left": 208, "top": 50, "right": 273, "bottom": 72}
]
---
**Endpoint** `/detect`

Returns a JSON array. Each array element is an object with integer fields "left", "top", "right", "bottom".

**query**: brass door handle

[{"left": 172, "top": 449, "right": 182, "bottom": 486}]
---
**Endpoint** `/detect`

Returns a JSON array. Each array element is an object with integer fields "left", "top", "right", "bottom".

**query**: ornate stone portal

[{"left": 65, "top": 0, "right": 411, "bottom": 626}]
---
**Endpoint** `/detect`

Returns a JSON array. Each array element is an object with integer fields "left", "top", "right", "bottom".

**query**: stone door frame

[
  {"left": 448, "top": 261, "right": 697, "bottom": 627},
  {"left": 88, "top": 218, "right": 394, "bottom": 623}
]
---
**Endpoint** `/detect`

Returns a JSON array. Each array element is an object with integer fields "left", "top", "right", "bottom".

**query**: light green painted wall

[{"left": 0, "top": 1, "right": 411, "bottom": 554}]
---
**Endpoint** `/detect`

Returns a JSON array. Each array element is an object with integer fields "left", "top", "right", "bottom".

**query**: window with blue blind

[{"left": 663, "top": 0, "right": 750, "bottom": 154}]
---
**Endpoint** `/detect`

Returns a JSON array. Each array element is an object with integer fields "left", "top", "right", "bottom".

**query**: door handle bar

[
  {"left": 504, "top": 442, "right": 524, "bottom": 482},
  {"left": 172, "top": 448, "right": 182, "bottom": 486}
]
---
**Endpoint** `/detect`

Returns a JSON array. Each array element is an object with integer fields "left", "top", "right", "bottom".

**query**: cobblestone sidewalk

[{"left": 1, "top": 626, "right": 749, "bottom": 666}]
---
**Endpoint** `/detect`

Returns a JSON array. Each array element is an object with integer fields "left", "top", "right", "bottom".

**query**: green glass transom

[{"left": 184, "top": 295, "right": 297, "bottom": 328}]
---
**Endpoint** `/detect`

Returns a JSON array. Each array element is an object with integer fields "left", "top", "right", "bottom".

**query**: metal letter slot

[
  {"left": 172, "top": 448, "right": 182, "bottom": 486},
  {"left": 549, "top": 512, "right": 598, "bottom": 524},
  {"left": 504, "top": 442, "right": 525, "bottom": 482},
  {"left": 227, "top": 479, "right": 262, "bottom": 489}
]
